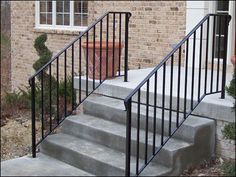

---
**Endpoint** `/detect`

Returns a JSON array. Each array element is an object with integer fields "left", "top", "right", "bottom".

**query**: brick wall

[{"left": 10, "top": 1, "right": 186, "bottom": 90}]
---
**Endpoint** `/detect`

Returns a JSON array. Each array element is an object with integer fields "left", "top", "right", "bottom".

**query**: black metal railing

[
  {"left": 29, "top": 11, "right": 131, "bottom": 158},
  {"left": 124, "top": 14, "right": 231, "bottom": 176}
]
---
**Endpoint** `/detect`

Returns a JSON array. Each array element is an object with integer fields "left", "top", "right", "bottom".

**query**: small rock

[
  {"left": 219, "top": 157, "right": 224, "bottom": 164},
  {"left": 198, "top": 174, "right": 205, "bottom": 176}
]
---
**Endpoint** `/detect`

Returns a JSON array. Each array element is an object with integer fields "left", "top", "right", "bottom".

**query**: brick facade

[{"left": 11, "top": 1, "right": 186, "bottom": 90}]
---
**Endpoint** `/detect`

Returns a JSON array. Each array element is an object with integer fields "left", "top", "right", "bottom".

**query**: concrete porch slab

[{"left": 74, "top": 67, "right": 235, "bottom": 122}]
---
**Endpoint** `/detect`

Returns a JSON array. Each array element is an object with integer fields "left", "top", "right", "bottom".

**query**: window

[
  {"left": 214, "top": 0, "right": 229, "bottom": 59},
  {"left": 35, "top": 1, "right": 88, "bottom": 31}
]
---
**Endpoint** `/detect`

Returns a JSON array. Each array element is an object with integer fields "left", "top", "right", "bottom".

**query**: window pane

[
  {"left": 74, "top": 14, "right": 82, "bottom": 26},
  {"left": 74, "top": 1, "right": 82, "bottom": 13},
  {"left": 56, "top": 14, "right": 63, "bottom": 25},
  {"left": 40, "top": 14, "right": 47, "bottom": 24},
  {"left": 40, "top": 1, "right": 46, "bottom": 12},
  {"left": 47, "top": 1, "right": 52, "bottom": 12},
  {"left": 64, "top": 1, "right": 70, "bottom": 12},
  {"left": 64, "top": 14, "right": 70, "bottom": 25},
  {"left": 47, "top": 14, "right": 52, "bottom": 24},
  {"left": 82, "top": 14, "right": 88, "bottom": 26},
  {"left": 82, "top": 1, "right": 88, "bottom": 13},
  {"left": 56, "top": 1, "right": 63, "bottom": 12},
  {"left": 217, "top": 1, "right": 229, "bottom": 11}
]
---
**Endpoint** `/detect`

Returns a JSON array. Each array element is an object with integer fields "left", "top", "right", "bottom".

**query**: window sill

[{"left": 33, "top": 26, "right": 88, "bottom": 35}]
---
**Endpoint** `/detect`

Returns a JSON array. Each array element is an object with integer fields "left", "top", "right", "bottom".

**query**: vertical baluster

[
  {"left": 198, "top": 24, "right": 203, "bottom": 101},
  {"left": 79, "top": 39, "right": 82, "bottom": 103},
  {"left": 57, "top": 57, "right": 59, "bottom": 124},
  {"left": 204, "top": 17, "right": 210, "bottom": 94},
  {"left": 145, "top": 79, "right": 149, "bottom": 164},
  {"left": 41, "top": 71, "right": 44, "bottom": 139},
  {"left": 49, "top": 64, "right": 52, "bottom": 132},
  {"left": 210, "top": 16, "right": 216, "bottom": 93},
  {"left": 31, "top": 77, "right": 36, "bottom": 158},
  {"left": 177, "top": 46, "right": 181, "bottom": 127},
  {"left": 86, "top": 32, "right": 89, "bottom": 96},
  {"left": 93, "top": 26, "right": 96, "bottom": 89},
  {"left": 100, "top": 20, "right": 103, "bottom": 82},
  {"left": 153, "top": 72, "right": 157, "bottom": 154},
  {"left": 119, "top": 13, "right": 122, "bottom": 76},
  {"left": 112, "top": 13, "right": 116, "bottom": 77},
  {"left": 72, "top": 43, "right": 75, "bottom": 110},
  {"left": 106, "top": 14, "right": 109, "bottom": 78},
  {"left": 136, "top": 89, "right": 141, "bottom": 175},
  {"left": 184, "top": 39, "right": 189, "bottom": 118},
  {"left": 64, "top": 50, "right": 67, "bottom": 117},
  {"left": 191, "top": 32, "right": 196, "bottom": 110},
  {"left": 124, "top": 13, "right": 129, "bottom": 82},
  {"left": 169, "top": 55, "right": 173, "bottom": 134},
  {"left": 216, "top": 16, "right": 221, "bottom": 91},
  {"left": 125, "top": 98, "right": 132, "bottom": 177},
  {"left": 221, "top": 15, "right": 229, "bottom": 99},
  {"left": 161, "top": 63, "right": 166, "bottom": 145}
]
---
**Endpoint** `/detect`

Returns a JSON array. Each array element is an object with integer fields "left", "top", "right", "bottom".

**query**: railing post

[
  {"left": 221, "top": 15, "right": 230, "bottom": 99},
  {"left": 30, "top": 78, "right": 36, "bottom": 158},
  {"left": 124, "top": 13, "right": 130, "bottom": 82},
  {"left": 125, "top": 98, "right": 132, "bottom": 176}
]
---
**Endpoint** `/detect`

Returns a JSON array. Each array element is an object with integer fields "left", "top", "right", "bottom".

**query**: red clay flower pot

[{"left": 82, "top": 41, "right": 124, "bottom": 80}]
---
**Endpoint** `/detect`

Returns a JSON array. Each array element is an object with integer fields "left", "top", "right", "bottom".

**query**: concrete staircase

[{"left": 38, "top": 94, "right": 215, "bottom": 176}]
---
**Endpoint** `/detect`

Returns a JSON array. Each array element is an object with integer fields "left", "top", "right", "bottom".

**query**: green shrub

[
  {"left": 226, "top": 68, "right": 236, "bottom": 112},
  {"left": 0, "top": 33, "right": 10, "bottom": 46},
  {"left": 221, "top": 161, "right": 235, "bottom": 176},
  {"left": 222, "top": 123, "right": 236, "bottom": 141}
]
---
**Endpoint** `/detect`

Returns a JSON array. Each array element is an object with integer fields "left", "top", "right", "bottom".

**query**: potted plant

[{"left": 82, "top": 41, "right": 124, "bottom": 80}]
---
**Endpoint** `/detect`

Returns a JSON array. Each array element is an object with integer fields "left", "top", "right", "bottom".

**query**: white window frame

[{"left": 35, "top": 1, "right": 88, "bottom": 31}]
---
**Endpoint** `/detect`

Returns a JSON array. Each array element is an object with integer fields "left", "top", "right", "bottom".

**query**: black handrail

[
  {"left": 124, "top": 13, "right": 231, "bottom": 176},
  {"left": 29, "top": 11, "right": 131, "bottom": 158}
]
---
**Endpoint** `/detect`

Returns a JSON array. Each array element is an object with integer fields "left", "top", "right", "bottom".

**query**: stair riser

[
  {"left": 62, "top": 119, "right": 175, "bottom": 167},
  {"left": 75, "top": 78, "right": 195, "bottom": 112},
  {"left": 83, "top": 100, "right": 195, "bottom": 142},
  {"left": 40, "top": 141, "right": 126, "bottom": 176}
]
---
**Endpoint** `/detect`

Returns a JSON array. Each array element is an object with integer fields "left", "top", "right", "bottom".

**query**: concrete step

[
  {"left": 1, "top": 153, "right": 94, "bottom": 176},
  {"left": 62, "top": 114, "right": 193, "bottom": 168},
  {"left": 40, "top": 133, "right": 172, "bottom": 176},
  {"left": 83, "top": 95, "right": 215, "bottom": 143}
]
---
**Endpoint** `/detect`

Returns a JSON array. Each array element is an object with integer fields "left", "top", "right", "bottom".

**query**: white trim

[
  {"left": 227, "top": 1, "right": 235, "bottom": 64},
  {"left": 34, "top": 25, "right": 88, "bottom": 32},
  {"left": 35, "top": 1, "right": 88, "bottom": 32}
]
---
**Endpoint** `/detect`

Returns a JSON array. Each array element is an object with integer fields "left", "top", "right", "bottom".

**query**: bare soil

[
  {"left": 1, "top": 111, "right": 32, "bottom": 161},
  {"left": 181, "top": 158, "right": 226, "bottom": 176}
]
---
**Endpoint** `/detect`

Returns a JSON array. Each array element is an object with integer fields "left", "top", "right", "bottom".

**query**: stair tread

[
  {"left": 44, "top": 133, "right": 171, "bottom": 175},
  {"left": 66, "top": 114, "right": 192, "bottom": 151},
  {"left": 85, "top": 95, "right": 214, "bottom": 127}
]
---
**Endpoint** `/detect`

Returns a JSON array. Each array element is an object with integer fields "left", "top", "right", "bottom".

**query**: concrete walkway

[{"left": 1, "top": 154, "right": 93, "bottom": 176}]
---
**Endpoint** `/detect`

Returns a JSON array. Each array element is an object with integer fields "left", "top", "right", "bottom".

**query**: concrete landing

[
  {"left": 1, "top": 153, "right": 94, "bottom": 176},
  {"left": 74, "top": 67, "right": 235, "bottom": 122}
]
